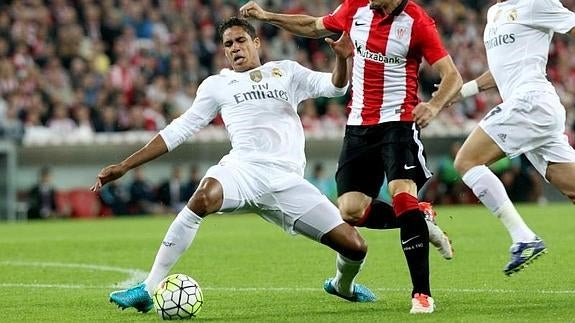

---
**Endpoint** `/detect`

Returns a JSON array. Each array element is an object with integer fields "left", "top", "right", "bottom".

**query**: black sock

[
  {"left": 398, "top": 209, "right": 430, "bottom": 297},
  {"left": 356, "top": 200, "right": 399, "bottom": 229}
]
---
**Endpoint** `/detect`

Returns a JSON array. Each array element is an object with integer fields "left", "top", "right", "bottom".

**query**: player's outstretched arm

[
  {"left": 90, "top": 134, "right": 169, "bottom": 191},
  {"left": 325, "top": 32, "right": 353, "bottom": 88},
  {"left": 240, "top": 1, "right": 332, "bottom": 38},
  {"left": 413, "top": 55, "right": 462, "bottom": 128},
  {"left": 460, "top": 70, "right": 497, "bottom": 99}
]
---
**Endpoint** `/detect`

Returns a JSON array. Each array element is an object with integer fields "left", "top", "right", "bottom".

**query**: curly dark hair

[{"left": 217, "top": 17, "right": 257, "bottom": 41}]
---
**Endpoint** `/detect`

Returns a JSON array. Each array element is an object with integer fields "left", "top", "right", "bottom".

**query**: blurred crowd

[
  {"left": 6, "top": 0, "right": 575, "bottom": 216},
  {"left": 0, "top": 0, "right": 574, "bottom": 143},
  {"left": 26, "top": 163, "right": 202, "bottom": 219}
]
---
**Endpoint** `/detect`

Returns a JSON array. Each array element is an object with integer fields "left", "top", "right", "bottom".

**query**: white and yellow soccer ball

[{"left": 153, "top": 273, "right": 204, "bottom": 320}]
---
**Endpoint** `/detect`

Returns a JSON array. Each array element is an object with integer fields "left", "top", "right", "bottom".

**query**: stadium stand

[{"left": 1, "top": 0, "right": 574, "bottom": 216}]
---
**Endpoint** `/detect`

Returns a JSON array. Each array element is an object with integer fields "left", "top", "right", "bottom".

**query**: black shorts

[{"left": 335, "top": 122, "right": 432, "bottom": 198}]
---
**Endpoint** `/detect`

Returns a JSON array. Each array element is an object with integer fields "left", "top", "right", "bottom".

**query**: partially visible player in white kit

[
  {"left": 448, "top": 0, "right": 575, "bottom": 275},
  {"left": 90, "top": 17, "right": 377, "bottom": 314}
]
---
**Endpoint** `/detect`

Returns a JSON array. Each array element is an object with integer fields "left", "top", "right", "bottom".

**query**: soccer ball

[{"left": 153, "top": 273, "right": 204, "bottom": 320}]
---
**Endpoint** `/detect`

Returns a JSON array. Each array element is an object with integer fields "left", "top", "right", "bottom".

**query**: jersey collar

[{"left": 390, "top": 0, "right": 409, "bottom": 16}]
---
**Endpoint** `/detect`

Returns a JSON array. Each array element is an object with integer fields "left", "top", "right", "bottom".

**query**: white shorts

[
  {"left": 479, "top": 91, "right": 575, "bottom": 179},
  {"left": 203, "top": 159, "right": 344, "bottom": 240}
]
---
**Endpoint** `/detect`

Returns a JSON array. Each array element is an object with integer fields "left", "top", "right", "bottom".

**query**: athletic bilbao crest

[
  {"left": 249, "top": 70, "right": 262, "bottom": 82},
  {"left": 395, "top": 27, "right": 407, "bottom": 40}
]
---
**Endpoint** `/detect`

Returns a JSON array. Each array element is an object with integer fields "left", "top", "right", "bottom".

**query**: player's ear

[{"left": 253, "top": 36, "right": 261, "bottom": 49}]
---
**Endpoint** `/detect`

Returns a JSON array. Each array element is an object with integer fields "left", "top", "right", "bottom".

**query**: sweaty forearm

[
  {"left": 263, "top": 13, "right": 331, "bottom": 38},
  {"left": 119, "top": 134, "right": 169, "bottom": 170},
  {"left": 331, "top": 56, "right": 348, "bottom": 88},
  {"left": 429, "top": 69, "right": 462, "bottom": 109},
  {"left": 476, "top": 71, "right": 497, "bottom": 92}
]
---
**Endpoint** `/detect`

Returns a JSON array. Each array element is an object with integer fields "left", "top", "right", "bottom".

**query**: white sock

[
  {"left": 462, "top": 165, "right": 536, "bottom": 243},
  {"left": 143, "top": 207, "right": 202, "bottom": 295},
  {"left": 332, "top": 253, "right": 364, "bottom": 296}
]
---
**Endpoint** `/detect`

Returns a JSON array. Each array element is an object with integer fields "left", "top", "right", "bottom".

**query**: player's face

[{"left": 222, "top": 26, "right": 261, "bottom": 72}]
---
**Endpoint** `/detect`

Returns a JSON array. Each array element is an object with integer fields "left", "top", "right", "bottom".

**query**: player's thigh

[
  {"left": 455, "top": 126, "right": 505, "bottom": 172},
  {"left": 525, "top": 136, "right": 575, "bottom": 199},
  {"left": 382, "top": 122, "right": 432, "bottom": 190},
  {"left": 335, "top": 125, "right": 386, "bottom": 198},
  {"left": 202, "top": 164, "right": 247, "bottom": 212},
  {"left": 293, "top": 199, "right": 346, "bottom": 242},
  {"left": 256, "top": 173, "right": 337, "bottom": 235},
  {"left": 546, "top": 162, "right": 575, "bottom": 200}
]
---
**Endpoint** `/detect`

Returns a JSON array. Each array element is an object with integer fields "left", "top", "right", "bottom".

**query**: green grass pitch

[{"left": 0, "top": 203, "right": 574, "bottom": 322}]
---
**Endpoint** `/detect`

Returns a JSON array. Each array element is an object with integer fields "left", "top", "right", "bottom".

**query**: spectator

[
  {"left": 27, "top": 166, "right": 59, "bottom": 219},
  {"left": 183, "top": 164, "right": 202, "bottom": 201},
  {"left": 128, "top": 167, "right": 160, "bottom": 215},
  {"left": 157, "top": 164, "right": 188, "bottom": 212},
  {"left": 99, "top": 181, "right": 130, "bottom": 215}
]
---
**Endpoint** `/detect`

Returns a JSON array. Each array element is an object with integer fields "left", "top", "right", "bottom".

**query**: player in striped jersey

[{"left": 241, "top": 0, "right": 462, "bottom": 313}]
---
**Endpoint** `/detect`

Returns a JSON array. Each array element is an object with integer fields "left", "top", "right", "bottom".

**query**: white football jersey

[
  {"left": 159, "top": 60, "right": 347, "bottom": 176},
  {"left": 484, "top": 0, "right": 575, "bottom": 100}
]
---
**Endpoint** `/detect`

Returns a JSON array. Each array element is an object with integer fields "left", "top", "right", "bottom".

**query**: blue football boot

[
  {"left": 504, "top": 238, "right": 547, "bottom": 276},
  {"left": 109, "top": 283, "right": 154, "bottom": 313},
  {"left": 323, "top": 278, "right": 377, "bottom": 302}
]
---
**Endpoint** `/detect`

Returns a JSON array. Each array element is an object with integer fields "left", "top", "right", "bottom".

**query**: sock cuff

[
  {"left": 337, "top": 253, "right": 365, "bottom": 265},
  {"left": 177, "top": 206, "right": 203, "bottom": 226},
  {"left": 461, "top": 165, "right": 490, "bottom": 186},
  {"left": 392, "top": 192, "right": 419, "bottom": 217}
]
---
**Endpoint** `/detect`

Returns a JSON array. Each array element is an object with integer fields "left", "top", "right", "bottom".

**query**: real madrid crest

[
  {"left": 271, "top": 67, "right": 283, "bottom": 78},
  {"left": 249, "top": 70, "right": 262, "bottom": 82},
  {"left": 507, "top": 9, "right": 518, "bottom": 22}
]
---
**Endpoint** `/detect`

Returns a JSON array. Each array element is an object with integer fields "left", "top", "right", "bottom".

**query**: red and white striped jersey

[{"left": 323, "top": 0, "right": 448, "bottom": 125}]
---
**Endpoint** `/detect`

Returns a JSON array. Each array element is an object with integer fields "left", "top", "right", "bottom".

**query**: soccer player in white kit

[
  {"left": 91, "top": 17, "right": 376, "bottom": 314},
  {"left": 448, "top": 0, "right": 575, "bottom": 275}
]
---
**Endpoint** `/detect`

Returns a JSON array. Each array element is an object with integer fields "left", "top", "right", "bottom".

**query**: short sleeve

[
  {"left": 287, "top": 61, "right": 348, "bottom": 104},
  {"left": 322, "top": 1, "right": 351, "bottom": 33},
  {"left": 414, "top": 20, "right": 449, "bottom": 65},
  {"left": 531, "top": 0, "right": 575, "bottom": 34}
]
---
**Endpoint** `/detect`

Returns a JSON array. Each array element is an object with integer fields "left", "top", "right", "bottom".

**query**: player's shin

[
  {"left": 333, "top": 253, "right": 365, "bottom": 296},
  {"left": 393, "top": 192, "right": 431, "bottom": 297},
  {"left": 462, "top": 165, "right": 536, "bottom": 243},
  {"left": 143, "top": 206, "right": 203, "bottom": 295}
]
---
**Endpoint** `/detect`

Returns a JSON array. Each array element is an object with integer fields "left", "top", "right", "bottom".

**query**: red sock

[{"left": 392, "top": 192, "right": 419, "bottom": 217}]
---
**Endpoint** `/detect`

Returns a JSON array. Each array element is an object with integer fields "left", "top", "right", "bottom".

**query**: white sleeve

[
  {"left": 288, "top": 61, "right": 349, "bottom": 104},
  {"left": 531, "top": 0, "right": 575, "bottom": 33},
  {"left": 158, "top": 79, "right": 219, "bottom": 151}
]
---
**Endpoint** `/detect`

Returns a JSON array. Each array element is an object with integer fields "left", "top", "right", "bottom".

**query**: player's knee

[
  {"left": 346, "top": 234, "right": 367, "bottom": 260},
  {"left": 564, "top": 189, "right": 575, "bottom": 204},
  {"left": 188, "top": 188, "right": 218, "bottom": 215},
  {"left": 339, "top": 203, "right": 365, "bottom": 224}
]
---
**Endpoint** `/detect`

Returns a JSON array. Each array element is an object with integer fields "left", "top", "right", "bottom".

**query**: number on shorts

[{"left": 484, "top": 106, "right": 502, "bottom": 121}]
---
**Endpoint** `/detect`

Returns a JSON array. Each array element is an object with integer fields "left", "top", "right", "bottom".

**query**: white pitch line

[
  {"left": 0, "top": 260, "right": 147, "bottom": 288},
  {"left": 0, "top": 261, "right": 573, "bottom": 295},
  {"left": 0, "top": 283, "right": 573, "bottom": 295}
]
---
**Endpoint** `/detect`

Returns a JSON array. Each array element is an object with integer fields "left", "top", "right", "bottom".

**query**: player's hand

[
  {"left": 240, "top": 1, "right": 267, "bottom": 20},
  {"left": 325, "top": 32, "right": 353, "bottom": 59},
  {"left": 90, "top": 164, "right": 128, "bottom": 192},
  {"left": 413, "top": 101, "right": 441, "bottom": 128}
]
